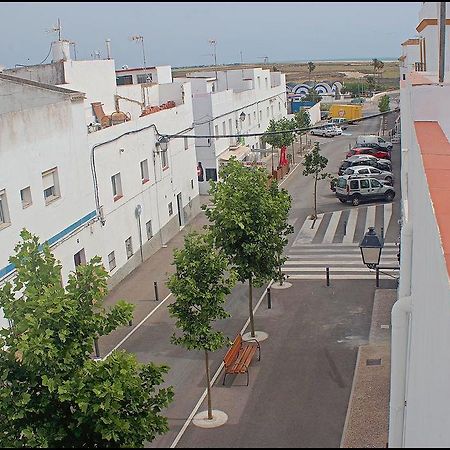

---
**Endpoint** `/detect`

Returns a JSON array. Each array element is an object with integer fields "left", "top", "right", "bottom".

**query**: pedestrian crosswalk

[{"left": 284, "top": 204, "right": 399, "bottom": 280}]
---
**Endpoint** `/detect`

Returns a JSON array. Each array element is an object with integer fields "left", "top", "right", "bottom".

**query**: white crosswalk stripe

[{"left": 285, "top": 204, "right": 399, "bottom": 280}]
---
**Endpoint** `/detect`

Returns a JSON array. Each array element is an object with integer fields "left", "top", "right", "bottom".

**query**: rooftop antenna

[
  {"left": 131, "top": 35, "right": 147, "bottom": 68},
  {"left": 208, "top": 39, "right": 218, "bottom": 79},
  {"left": 105, "top": 39, "right": 112, "bottom": 60},
  {"left": 46, "top": 18, "right": 62, "bottom": 41}
]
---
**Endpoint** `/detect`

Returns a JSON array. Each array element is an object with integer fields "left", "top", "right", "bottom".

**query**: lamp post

[
  {"left": 238, "top": 111, "right": 246, "bottom": 145},
  {"left": 135, "top": 204, "right": 144, "bottom": 263},
  {"left": 359, "top": 227, "right": 384, "bottom": 270}
]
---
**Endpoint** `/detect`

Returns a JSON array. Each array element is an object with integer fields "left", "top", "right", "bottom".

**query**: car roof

[{"left": 346, "top": 165, "right": 387, "bottom": 172}]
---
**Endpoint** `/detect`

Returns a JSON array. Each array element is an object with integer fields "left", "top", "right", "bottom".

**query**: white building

[
  {"left": 176, "top": 68, "right": 287, "bottom": 194},
  {"left": 391, "top": 2, "right": 450, "bottom": 447},
  {"left": 0, "top": 41, "right": 200, "bottom": 326}
]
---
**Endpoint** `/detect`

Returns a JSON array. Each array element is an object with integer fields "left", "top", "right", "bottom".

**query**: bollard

[
  {"left": 267, "top": 287, "right": 272, "bottom": 309},
  {"left": 94, "top": 338, "right": 100, "bottom": 359},
  {"left": 128, "top": 319, "right": 133, "bottom": 327},
  {"left": 326, "top": 267, "right": 330, "bottom": 287},
  {"left": 154, "top": 281, "right": 159, "bottom": 302},
  {"left": 344, "top": 220, "right": 347, "bottom": 236},
  {"left": 376, "top": 267, "right": 380, "bottom": 288},
  {"left": 381, "top": 227, "right": 384, "bottom": 240}
]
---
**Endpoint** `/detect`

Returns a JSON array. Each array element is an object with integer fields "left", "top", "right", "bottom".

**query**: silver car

[{"left": 343, "top": 165, "right": 394, "bottom": 185}]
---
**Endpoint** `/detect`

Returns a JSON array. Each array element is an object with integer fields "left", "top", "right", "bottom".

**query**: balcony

[{"left": 414, "top": 62, "right": 427, "bottom": 72}]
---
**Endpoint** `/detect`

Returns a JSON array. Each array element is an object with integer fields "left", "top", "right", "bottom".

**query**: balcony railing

[{"left": 414, "top": 62, "right": 427, "bottom": 72}]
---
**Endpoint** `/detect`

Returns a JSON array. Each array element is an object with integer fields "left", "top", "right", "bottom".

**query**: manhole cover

[{"left": 366, "top": 358, "right": 382, "bottom": 366}]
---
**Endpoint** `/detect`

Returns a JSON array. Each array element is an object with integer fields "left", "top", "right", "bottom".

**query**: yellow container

[{"left": 329, "top": 104, "right": 362, "bottom": 120}]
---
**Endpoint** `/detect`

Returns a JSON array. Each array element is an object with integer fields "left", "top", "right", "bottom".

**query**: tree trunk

[
  {"left": 205, "top": 349, "right": 213, "bottom": 420},
  {"left": 314, "top": 175, "right": 318, "bottom": 219},
  {"left": 249, "top": 276, "right": 255, "bottom": 337}
]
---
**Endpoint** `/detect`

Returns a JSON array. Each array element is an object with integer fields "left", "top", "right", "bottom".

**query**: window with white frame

[
  {"left": 184, "top": 136, "right": 189, "bottom": 150},
  {"left": 253, "top": 111, "right": 256, "bottom": 121},
  {"left": 0, "top": 190, "right": 11, "bottom": 228},
  {"left": 125, "top": 237, "right": 133, "bottom": 259},
  {"left": 42, "top": 167, "right": 61, "bottom": 205},
  {"left": 215, "top": 124, "right": 219, "bottom": 140},
  {"left": 266, "top": 107, "right": 269, "bottom": 118},
  {"left": 228, "top": 118, "right": 233, "bottom": 135},
  {"left": 168, "top": 202, "right": 173, "bottom": 216},
  {"left": 140, "top": 159, "right": 149, "bottom": 184},
  {"left": 111, "top": 173, "right": 123, "bottom": 201},
  {"left": 161, "top": 148, "right": 169, "bottom": 170},
  {"left": 222, "top": 121, "right": 226, "bottom": 136},
  {"left": 20, "top": 186, "right": 32, "bottom": 209},
  {"left": 108, "top": 251, "right": 116, "bottom": 271},
  {"left": 279, "top": 101, "right": 281, "bottom": 112},
  {"left": 146, "top": 220, "right": 153, "bottom": 240},
  {"left": 271, "top": 105, "right": 274, "bottom": 116}
]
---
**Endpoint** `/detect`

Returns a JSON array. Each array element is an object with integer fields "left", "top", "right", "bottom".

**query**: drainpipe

[
  {"left": 438, "top": 1, "right": 446, "bottom": 84},
  {"left": 389, "top": 221, "right": 413, "bottom": 448}
]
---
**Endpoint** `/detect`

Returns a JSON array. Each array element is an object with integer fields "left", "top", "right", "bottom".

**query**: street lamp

[
  {"left": 239, "top": 111, "right": 246, "bottom": 122},
  {"left": 359, "top": 227, "right": 384, "bottom": 270}
]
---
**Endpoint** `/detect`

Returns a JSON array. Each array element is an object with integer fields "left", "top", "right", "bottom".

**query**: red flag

[{"left": 279, "top": 145, "right": 289, "bottom": 167}]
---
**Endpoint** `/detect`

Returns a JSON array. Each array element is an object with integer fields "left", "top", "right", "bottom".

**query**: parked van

[
  {"left": 327, "top": 117, "right": 348, "bottom": 130},
  {"left": 356, "top": 135, "right": 393, "bottom": 150}
]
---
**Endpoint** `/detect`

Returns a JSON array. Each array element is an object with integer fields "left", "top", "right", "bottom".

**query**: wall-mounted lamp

[{"left": 155, "top": 135, "right": 169, "bottom": 153}]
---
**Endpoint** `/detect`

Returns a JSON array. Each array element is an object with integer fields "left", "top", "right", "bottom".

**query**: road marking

[
  {"left": 364, "top": 205, "right": 376, "bottom": 231},
  {"left": 170, "top": 281, "right": 273, "bottom": 448},
  {"left": 283, "top": 260, "right": 398, "bottom": 268},
  {"left": 323, "top": 211, "right": 342, "bottom": 243},
  {"left": 384, "top": 202, "right": 393, "bottom": 234},
  {"left": 283, "top": 267, "right": 398, "bottom": 272},
  {"left": 286, "top": 274, "right": 394, "bottom": 280},
  {"left": 294, "top": 214, "right": 324, "bottom": 245},
  {"left": 102, "top": 292, "right": 173, "bottom": 360},
  {"left": 343, "top": 209, "right": 358, "bottom": 243}
]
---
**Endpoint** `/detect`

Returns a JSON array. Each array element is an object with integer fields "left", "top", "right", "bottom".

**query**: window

[
  {"left": 111, "top": 173, "right": 123, "bottom": 201},
  {"left": 74, "top": 249, "right": 86, "bottom": 267},
  {"left": 248, "top": 113, "right": 251, "bottom": 126},
  {"left": 222, "top": 121, "right": 226, "bottom": 136},
  {"left": 371, "top": 168, "right": 381, "bottom": 174},
  {"left": 271, "top": 105, "right": 274, "bottom": 116},
  {"left": 266, "top": 107, "right": 269, "bottom": 118},
  {"left": 371, "top": 179, "right": 382, "bottom": 188},
  {"left": 0, "top": 190, "right": 11, "bottom": 228},
  {"left": 359, "top": 168, "right": 370, "bottom": 174},
  {"left": 140, "top": 160, "right": 149, "bottom": 184},
  {"left": 168, "top": 202, "right": 173, "bottom": 216},
  {"left": 349, "top": 180, "right": 359, "bottom": 190},
  {"left": 146, "top": 220, "right": 153, "bottom": 240},
  {"left": 253, "top": 111, "right": 256, "bottom": 121},
  {"left": 108, "top": 251, "right": 116, "bottom": 271},
  {"left": 137, "top": 73, "right": 152, "bottom": 84},
  {"left": 257, "top": 76, "right": 261, "bottom": 89},
  {"left": 125, "top": 237, "right": 133, "bottom": 259},
  {"left": 191, "top": 179, "right": 194, "bottom": 189},
  {"left": 265, "top": 78, "right": 269, "bottom": 89},
  {"left": 215, "top": 124, "right": 219, "bottom": 140},
  {"left": 184, "top": 136, "right": 189, "bottom": 150},
  {"left": 228, "top": 118, "right": 233, "bottom": 135},
  {"left": 205, "top": 168, "right": 217, "bottom": 181},
  {"left": 42, "top": 167, "right": 61, "bottom": 204},
  {"left": 279, "top": 102, "right": 281, "bottom": 112},
  {"left": 20, "top": 186, "right": 32, "bottom": 208},
  {"left": 360, "top": 179, "right": 370, "bottom": 189},
  {"left": 161, "top": 148, "right": 169, "bottom": 170},
  {"left": 116, "top": 75, "right": 133, "bottom": 86},
  {"left": 259, "top": 110, "right": 262, "bottom": 121}
]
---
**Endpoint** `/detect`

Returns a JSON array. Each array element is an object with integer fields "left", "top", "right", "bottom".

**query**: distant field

[{"left": 173, "top": 60, "right": 400, "bottom": 89}]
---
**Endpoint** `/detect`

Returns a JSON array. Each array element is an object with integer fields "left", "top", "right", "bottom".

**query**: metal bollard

[
  {"left": 376, "top": 267, "right": 380, "bottom": 288},
  {"left": 326, "top": 267, "right": 330, "bottom": 287},
  {"left": 267, "top": 287, "right": 272, "bottom": 309},
  {"left": 154, "top": 281, "right": 159, "bottom": 302},
  {"left": 128, "top": 319, "right": 133, "bottom": 327},
  {"left": 94, "top": 338, "right": 100, "bottom": 359}
]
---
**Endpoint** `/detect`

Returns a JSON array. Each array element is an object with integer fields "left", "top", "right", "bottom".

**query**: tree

[
  {"left": 293, "top": 108, "right": 311, "bottom": 150},
  {"left": 204, "top": 158, "right": 284, "bottom": 338},
  {"left": 378, "top": 94, "right": 390, "bottom": 113},
  {"left": 371, "top": 59, "right": 384, "bottom": 90},
  {"left": 302, "top": 143, "right": 332, "bottom": 219},
  {"left": 0, "top": 230, "right": 173, "bottom": 448},
  {"left": 307, "top": 61, "right": 316, "bottom": 82},
  {"left": 366, "top": 75, "right": 376, "bottom": 92},
  {"left": 167, "top": 232, "right": 235, "bottom": 421},
  {"left": 341, "top": 81, "right": 368, "bottom": 98},
  {"left": 262, "top": 118, "right": 296, "bottom": 172},
  {"left": 302, "top": 87, "right": 322, "bottom": 104},
  {"left": 268, "top": 181, "right": 294, "bottom": 286}
]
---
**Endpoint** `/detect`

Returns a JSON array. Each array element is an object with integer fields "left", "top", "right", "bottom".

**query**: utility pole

[
  {"left": 438, "top": 1, "right": 446, "bottom": 83},
  {"left": 209, "top": 39, "right": 217, "bottom": 80},
  {"left": 132, "top": 35, "right": 147, "bottom": 68}
]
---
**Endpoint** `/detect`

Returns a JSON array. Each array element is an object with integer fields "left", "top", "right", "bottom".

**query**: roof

[
  {"left": 0, "top": 73, "right": 85, "bottom": 99},
  {"left": 218, "top": 145, "right": 250, "bottom": 162},
  {"left": 410, "top": 72, "right": 434, "bottom": 86},
  {"left": 414, "top": 121, "right": 450, "bottom": 276},
  {"left": 115, "top": 67, "right": 157, "bottom": 73},
  {"left": 401, "top": 38, "right": 420, "bottom": 46}
]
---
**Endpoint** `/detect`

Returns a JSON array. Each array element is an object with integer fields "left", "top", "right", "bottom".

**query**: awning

[{"left": 219, "top": 145, "right": 251, "bottom": 162}]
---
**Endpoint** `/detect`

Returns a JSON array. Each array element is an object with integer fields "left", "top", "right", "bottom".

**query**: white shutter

[{"left": 42, "top": 172, "right": 54, "bottom": 190}]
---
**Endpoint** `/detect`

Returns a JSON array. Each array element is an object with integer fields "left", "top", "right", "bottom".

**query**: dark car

[
  {"left": 346, "top": 147, "right": 391, "bottom": 160},
  {"left": 359, "top": 141, "right": 393, "bottom": 152}
]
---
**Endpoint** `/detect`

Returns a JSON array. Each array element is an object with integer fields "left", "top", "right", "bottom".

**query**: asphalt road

[{"left": 99, "top": 103, "right": 401, "bottom": 448}]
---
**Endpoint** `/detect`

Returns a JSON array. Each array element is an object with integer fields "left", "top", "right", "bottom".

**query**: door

[
  {"left": 74, "top": 249, "right": 86, "bottom": 267},
  {"left": 369, "top": 179, "right": 384, "bottom": 199},
  {"left": 358, "top": 178, "right": 372, "bottom": 198},
  {"left": 176, "top": 192, "right": 184, "bottom": 227}
]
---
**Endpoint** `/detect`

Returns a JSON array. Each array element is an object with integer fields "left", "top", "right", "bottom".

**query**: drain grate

[{"left": 366, "top": 358, "right": 382, "bottom": 366}]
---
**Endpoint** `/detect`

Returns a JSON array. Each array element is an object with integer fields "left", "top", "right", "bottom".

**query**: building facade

[
  {"left": 391, "top": 2, "right": 450, "bottom": 447},
  {"left": 176, "top": 68, "right": 287, "bottom": 194},
  {"left": 0, "top": 42, "right": 200, "bottom": 329}
]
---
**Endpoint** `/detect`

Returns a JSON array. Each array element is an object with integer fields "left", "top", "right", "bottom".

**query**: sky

[{"left": 0, "top": 2, "right": 422, "bottom": 69}]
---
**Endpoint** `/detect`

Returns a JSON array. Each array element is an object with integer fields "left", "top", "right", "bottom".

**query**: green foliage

[
  {"left": 302, "top": 143, "right": 332, "bottom": 219},
  {"left": 302, "top": 87, "right": 322, "bottom": 104},
  {"left": 307, "top": 61, "right": 316, "bottom": 78},
  {"left": 341, "top": 81, "right": 368, "bottom": 98},
  {"left": 167, "top": 232, "right": 236, "bottom": 353},
  {"left": 294, "top": 109, "right": 311, "bottom": 133},
  {"left": 366, "top": 75, "right": 376, "bottom": 90},
  {"left": 378, "top": 94, "right": 390, "bottom": 113},
  {"left": 0, "top": 230, "right": 173, "bottom": 448},
  {"left": 262, "top": 118, "right": 296, "bottom": 149}
]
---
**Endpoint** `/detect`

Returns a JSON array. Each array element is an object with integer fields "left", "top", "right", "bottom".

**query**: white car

[
  {"left": 343, "top": 165, "right": 394, "bottom": 185},
  {"left": 311, "top": 127, "right": 337, "bottom": 137}
]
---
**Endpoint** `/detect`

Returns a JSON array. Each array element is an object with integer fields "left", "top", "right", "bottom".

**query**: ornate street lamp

[{"left": 360, "top": 227, "right": 384, "bottom": 270}]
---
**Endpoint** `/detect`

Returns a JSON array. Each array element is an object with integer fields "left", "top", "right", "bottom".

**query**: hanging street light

[{"left": 360, "top": 227, "right": 384, "bottom": 270}]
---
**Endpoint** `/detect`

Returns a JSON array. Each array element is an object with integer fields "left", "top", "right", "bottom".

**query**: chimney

[
  {"left": 106, "top": 39, "right": 112, "bottom": 60},
  {"left": 51, "top": 40, "right": 71, "bottom": 63}
]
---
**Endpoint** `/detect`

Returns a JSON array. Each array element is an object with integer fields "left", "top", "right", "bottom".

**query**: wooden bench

[{"left": 223, "top": 334, "right": 261, "bottom": 386}]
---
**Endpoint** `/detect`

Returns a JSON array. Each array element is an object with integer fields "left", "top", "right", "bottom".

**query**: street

[{"left": 99, "top": 106, "right": 401, "bottom": 448}]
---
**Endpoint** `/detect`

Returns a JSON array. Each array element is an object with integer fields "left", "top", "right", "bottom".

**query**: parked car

[
  {"left": 356, "top": 135, "right": 393, "bottom": 151},
  {"left": 358, "top": 141, "right": 393, "bottom": 152},
  {"left": 343, "top": 165, "right": 394, "bottom": 185},
  {"left": 311, "top": 126, "right": 337, "bottom": 137},
  {"left": 338, "top": 156, "right": 392, "bottom": 175},
  {"left": 327, "top": 118, "right": 348, "bottom": 130},
  {"left": 335, "top": 176, "right": 396, "bottom": 206},
  {"left": 346, "top": 147, "right": 391, "bottom": 160}
]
